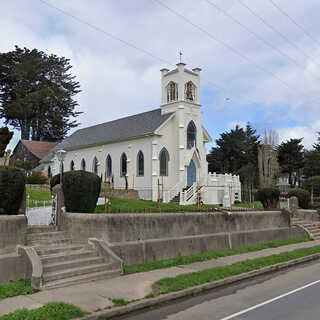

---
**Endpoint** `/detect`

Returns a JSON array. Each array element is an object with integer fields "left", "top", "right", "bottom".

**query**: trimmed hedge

[
  {"left": 25, "top": 172, "right": 48, "bottom": 185},
  {"left": 0, "top": 166, "right": 25, "bottom": 214},
  {"left": 288, "top": 188, "right": 310, "bottom": 209},
  {"left": 302, "top": 176, "right": 320, "bottom": 196},
  {"left": 255, "top": 187, "right": 280, "bottom": 209},
  {"left": 51, "top": 170, "right": 101, "bottom": 213}
]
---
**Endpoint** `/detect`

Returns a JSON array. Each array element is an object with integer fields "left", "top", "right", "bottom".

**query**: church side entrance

[{"left": 187, "top": 160, "right": 197, "bottom": 187}]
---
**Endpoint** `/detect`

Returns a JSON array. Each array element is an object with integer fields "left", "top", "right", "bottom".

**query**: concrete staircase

[
  {"left": 26, "top": 226, "right": 122, "bottom": 289},
  {"left": 291, "top": 217, "right": 320, "bottom": 240},
  {"left": 170, "top": 193, "right": 180, "bottom": 204}
]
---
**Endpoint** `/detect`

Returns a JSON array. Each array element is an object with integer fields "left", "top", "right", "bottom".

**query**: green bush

[
  {"left": 288, "top": 188, "right": 310, "bottom": 209},
  {"left": 302, "top": 176, "right": 320, "bottom": 195},
  {"left": 0, "top": 166, "right": 25, "bottom": 214},
  {"left": 25, "top": 172, "right": 48, "bottom": 185},
  {"left": 51, "top": 170, "right": 101, "bottom": 213},
  {"left": 255, "top": 187, "right": 280, "bottom": 209}
]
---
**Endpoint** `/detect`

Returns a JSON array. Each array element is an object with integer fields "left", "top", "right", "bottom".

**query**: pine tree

[{"left": 0, "top": 46, "right": 81, "bottom": 141}]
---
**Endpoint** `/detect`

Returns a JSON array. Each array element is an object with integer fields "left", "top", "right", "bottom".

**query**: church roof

[
  {"left": 41, "top": 108, "right": 173, "bottom": 162},
  {"left": 19, "top": 140, "right": 57, "bottom": 159}
]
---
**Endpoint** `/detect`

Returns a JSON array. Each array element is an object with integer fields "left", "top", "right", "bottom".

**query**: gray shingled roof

[{"left": 41, "top": 108, "right": 173, "bottom": 162}]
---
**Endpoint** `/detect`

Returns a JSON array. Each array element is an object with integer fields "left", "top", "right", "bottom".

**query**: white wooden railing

[{"left": 180, "top": 182, "right": 198, "bottom": 205}]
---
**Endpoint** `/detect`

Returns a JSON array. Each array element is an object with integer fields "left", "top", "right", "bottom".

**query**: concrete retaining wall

[
  {"left": 63, "top": 211, "right": 290, "bottom": 243},
  {"left": 0, "top": 215, "right": 28, "bottom": 283},
  {"left": 0, "top": 215, "right": 27, "bottom": 254},
  {"left": 62, "top": 211, "right": 308, "bottom": 265},
  {"left": 295, "top": 209, "right": 320, "bottom": 222}
]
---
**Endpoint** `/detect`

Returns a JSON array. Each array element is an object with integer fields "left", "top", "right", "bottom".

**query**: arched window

[
  {"left": 106, "top": 154, "right": 112, "bottom": 177},
  {"left": 137, "top": 151, "right": 144, "bottom": 176},
  {"left": 48, "top": 166, "right": 52, "bottom": 177},
  {"left": 187, "top": 120, "right": 197, "bottom": 149},
  {"left": 81, "top": 158, "right": 86, "bottom": 171},
  {"left": 166, "top": 81, "right": 178, "bottom": 103},
  {"left": 120, "top": 153, "right": 127, "bottom": 176},
  {"left": 92, "top": 157, "right": 99, "bottom": 175},
  {"left": 70, "top": 160, "right": 75, "bottom": 171},
  {"left": 184, "top": 81, "right": 196, "bottom": 101},
  {"left": 159, "top": 147, "right": 170, "bottom": 176}
]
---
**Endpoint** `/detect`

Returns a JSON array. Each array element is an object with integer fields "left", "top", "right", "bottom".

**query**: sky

[{"left": 1, "top": 0, "right": 320, "bottom": 152}]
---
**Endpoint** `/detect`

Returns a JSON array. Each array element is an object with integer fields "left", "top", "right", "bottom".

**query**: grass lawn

[
  {"left": 0, "top": 302, "right": 84, "bottom": 320},
  {"left": 26, "top": 188, "right": 51, "bottom": 208},
  {"left": 95, "top": 197, "right": 218, "bottom": 213},
  {"left": 0, "top": 280, "right": 37, "bottom": 301},
  {"left": 124, "top": 237, "right": 311, "bottom": 274},
  {"left": 233, "top": 201, "right": 263, "bottom": 209},
  {"left": 154, "top": 245, "right": 320, "bottom": 294}
]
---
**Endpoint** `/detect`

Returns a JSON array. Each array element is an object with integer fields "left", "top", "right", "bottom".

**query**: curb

[{"left": 79, "top": 252, "right": 320, "bottom": 320}]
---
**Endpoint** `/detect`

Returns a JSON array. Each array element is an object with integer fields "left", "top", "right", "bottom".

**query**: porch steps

[
  {"left": 26, "top": 227, "right": 122, "bottom": 289},
  {"left": 291, "top": 218, "right": 320, "bottom": 240}
]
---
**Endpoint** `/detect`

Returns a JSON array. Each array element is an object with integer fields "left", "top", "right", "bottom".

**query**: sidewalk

[{"left": 1, "top": 239, "right": 320, "bottom": 316}]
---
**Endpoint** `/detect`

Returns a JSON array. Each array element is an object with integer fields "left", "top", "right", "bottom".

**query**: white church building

[{"left": 43, "top": 62, "right": 241, "bottom": 206}]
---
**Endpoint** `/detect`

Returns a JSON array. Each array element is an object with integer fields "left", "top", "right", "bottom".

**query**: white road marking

[{"left": 219, "top": 279, "right": 320, "bottom": 320}]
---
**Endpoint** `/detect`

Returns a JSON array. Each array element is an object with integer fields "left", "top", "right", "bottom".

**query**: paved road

[{"left": 121, "top": 260, "right": 320, "bottom": 320}]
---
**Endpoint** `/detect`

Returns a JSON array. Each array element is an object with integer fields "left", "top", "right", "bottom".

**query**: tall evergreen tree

[
  {"left": 0, "top": 46, "right": 81, "bottom": 141},
  {"left": 277, "top": 138, "right": 304, "bottom": 187},
  {"left": 207, "top": 123, "right": 260, "bottom": 174}
]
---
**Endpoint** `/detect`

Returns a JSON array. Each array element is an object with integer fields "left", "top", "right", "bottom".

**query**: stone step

[
  {"left": 311, "top": 230, "right": 320, "bottom": 236},
  {"left": 27, "top": 226, "right": 58, "bottom": 234},
  {"left": 28, "top": 238, "right": 72, "bottom": 246},
  {"left": 41, "top": 249, "right": 98, "bottom": 265},
  {"left": 43, "top": 256, "right": 105, "bottom": 273},
  {"left": 42, "top": 269, "right": 122, "bottom": 290},
  {"left": 27, "top": 231, "right": 68, "bottom": 241},
  {"left": 35, "top": 244, "right": 86, "bottom": 256},
  {"left": 43, "top": 263, "right": 110, "bottom": 282}
]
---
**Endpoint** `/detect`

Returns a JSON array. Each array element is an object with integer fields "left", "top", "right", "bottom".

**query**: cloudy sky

[{"left": 1, "top": 0, "right": 320, "bottom": 151}]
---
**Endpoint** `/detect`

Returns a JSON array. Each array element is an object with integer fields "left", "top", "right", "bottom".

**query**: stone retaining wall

[{"left": 62, "top": 211, "right": 307, "bottom": 265}]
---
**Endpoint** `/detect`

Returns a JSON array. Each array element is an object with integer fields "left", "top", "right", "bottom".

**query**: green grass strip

[
  {"left": 26, "top": 189, "right": 51, "bottom": 201},
  {"left": 0, "top": 280, "right": 37, "bottom": 301},
  {"left": 0, "top": 302, "right": 84, "bottom": 320},
  {"left": 155, "top": 245, "right": 320, "bottom": 294},
  {"left": 124, "top": 237, "right": 311, "bottom": 274}
]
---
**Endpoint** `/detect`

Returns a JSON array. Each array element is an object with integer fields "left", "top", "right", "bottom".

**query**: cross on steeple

[{"left": 179, "top": 51, "right": 183, "bottom": 63}]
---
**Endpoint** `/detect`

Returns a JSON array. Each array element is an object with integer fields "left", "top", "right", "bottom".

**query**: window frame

[
  {"left": 187, "top": 120, "right": 197, "bottom": 149},
  {"left": 137, "top": 151, "right": 144, "bottom": 177},
  {"left": 159, "top": 147, "right": 170, "bottom": 176},
  {"left": 120, "top": 153, "right": 127, "bottom": 177}
]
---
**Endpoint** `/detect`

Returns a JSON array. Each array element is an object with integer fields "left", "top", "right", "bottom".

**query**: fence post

[{"left": 157, "top": 178, "right": 161, "bottom": 213}]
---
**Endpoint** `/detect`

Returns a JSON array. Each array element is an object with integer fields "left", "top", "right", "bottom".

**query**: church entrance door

[{"left": 187, "top": 160, "right": 197, "bottom": 187}]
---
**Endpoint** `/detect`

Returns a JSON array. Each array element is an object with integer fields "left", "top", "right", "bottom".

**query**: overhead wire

[{"left": 237, "top": 0, "right": 320, "bottom": 66}]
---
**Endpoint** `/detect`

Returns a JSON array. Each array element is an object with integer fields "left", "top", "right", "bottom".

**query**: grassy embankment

[
  {"left": 124, "top": 237, "right": 310, "bottom": 274},
  {"left": 154, "top": 245, "right": 320, "bottom": 294},
  {"left": 0, "top": 302, "right": 84, "bottom": 320},
  {"left": 26, "top": 188, "right": 51, "bottom": 208},
  {"left": 0, "top": 280, "right": 37, "bottom": 301}
]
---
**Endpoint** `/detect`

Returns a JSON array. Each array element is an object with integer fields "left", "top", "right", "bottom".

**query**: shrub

[
  {"left": 0, "top": 166, "right": 25, "bottom": 214},
  {"left": 255, "top": 187, "right": 280, "bottom": 209},
  {"left": 51, "top": 170, "right": 101, "bottom": 213},
  {"left": 25, "top": 172, "right": 48, "bottom": 185},
  {"left": 302, "top": 176, "right": 320, "bottom": 196},
  {"left": 287, "top": 188, "right": 310, "bottom": 209}
]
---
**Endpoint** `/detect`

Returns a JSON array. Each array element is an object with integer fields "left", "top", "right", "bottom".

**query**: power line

[
  {"left": 153, "top": 0, "right": 296, "bottom": 91},
  {"left": 38, "top": 0, "right": 172, "bottom": 67},
  {"left": 38, "top": 0, "right": 263, "bottom": 109},
  {"left": 204, "top": 0, "right": 320, "bottom": 81},
  {"left": 268, "top": 0, "right": 320, "bottom": 50},
  {"left": 237, "top": 0, "right": 320, "bottom": 67}
]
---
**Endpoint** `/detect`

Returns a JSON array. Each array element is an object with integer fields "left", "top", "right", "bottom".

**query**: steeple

[{"left": 160, "top": 62, "right": 201, "bottom": 114}]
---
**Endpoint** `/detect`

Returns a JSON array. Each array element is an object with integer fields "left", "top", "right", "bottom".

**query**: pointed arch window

[
  {"left": 92, "top": 157, "right": 99, "bottom": 175},
  {"left": 159, "top": 147, "right": 170, "bottom": 176},
  {"left": 120, "top": 153, "right": 127, "bottom": 176},
  {"left": 187, "top": 120, "right": 197, "bottom": 149},
  {"left": 81, "top": 159, "right": 86, "bottom": 171},
  {"left": 70, "top": 160, "right": 75, "bottom": 171},
  {"left": 106, "top": 154, "right": 112, "bottom": 178},
  {"left": 166, "top": 81, "right": 178, "bottom": 103},
  {"left": 185, "top": 81, "right": 196, "bottom": 101},
  {"left": 137, "top": 151, "right": 144, "bottom": 176}
]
